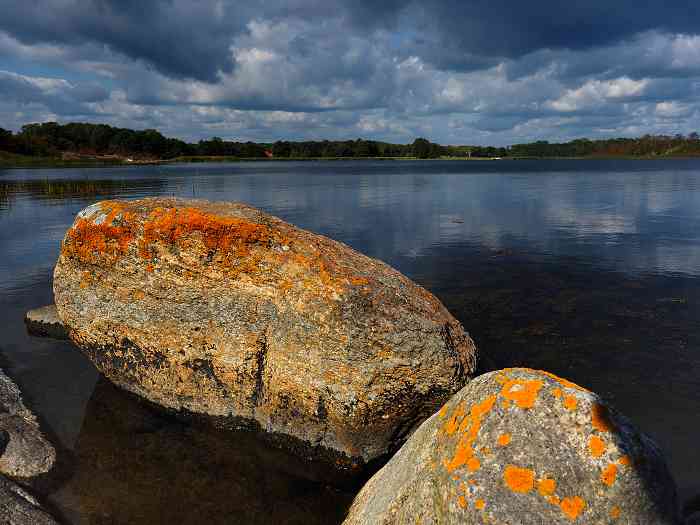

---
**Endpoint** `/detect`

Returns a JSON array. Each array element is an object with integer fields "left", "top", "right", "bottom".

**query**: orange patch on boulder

[
  {"left": 443, "top": 396, "right": 496, "bottom": 474},
  {"left": 601, "top": 463, "right": 618, "bottom": 486},
  {"left": 537, "top": 478, "right": 556, "bottom": 497},
  {"left": 560, "top": 496, "right": 586, "bottom": 520},
  {"left": 503, "top": 465, "right": 535, "bottom": 494},
  {"left": 563, "top": 395, "right": 578, "bottom": 411},
  {"left": 588, "top": 436, "right": 606, "bottom": 458},
  {"left": 497, "top": 433, "right": 511, "bottom": 447},
  {"left": 500, "top": 379, "right": 544, "bottom": 409}
]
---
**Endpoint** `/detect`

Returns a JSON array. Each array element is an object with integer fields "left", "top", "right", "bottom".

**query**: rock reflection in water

[{"left": 60, "top": 378, "right": 355, "bottom": 525}]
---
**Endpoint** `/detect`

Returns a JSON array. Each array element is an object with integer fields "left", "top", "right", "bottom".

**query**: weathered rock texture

[
  {"left": 0, "top": 475, "right": 58, "bottom": 525},
  {"left": 0, "top": 369, "right": 56, "bottom": 479},
  {"left": 24, "top": 305, "right": 68, "bottom": 340},
  {"left": 344, "top": 368, "right": 680, "bottom": 524},
  {"left": 53, "top": 198, "right": 476, "bottom": 464}
]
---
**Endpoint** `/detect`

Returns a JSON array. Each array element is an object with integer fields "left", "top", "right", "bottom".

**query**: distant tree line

[
  {"left": 508, "top": 135, "right": 700, "bottom": 157},
  {"left": 1, "top": 121, "right": 700, "bottom": 160},
  {"left": 0, "top": 122, "right": 447, "bottom": 159}
]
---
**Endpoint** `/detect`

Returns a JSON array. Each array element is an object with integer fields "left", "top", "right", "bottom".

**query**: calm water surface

[{"left": 1, "top": 159, "right": 699, "bottom": 522}]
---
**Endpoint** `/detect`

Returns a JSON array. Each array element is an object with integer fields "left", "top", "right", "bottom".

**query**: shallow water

[{"left": 1, "top": 159, "right": 699, "bottom": 522}]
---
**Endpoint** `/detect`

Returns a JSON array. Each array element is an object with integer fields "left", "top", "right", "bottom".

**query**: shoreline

[{"left": 2, "top": 154, "right": 700, "bottom": 169}]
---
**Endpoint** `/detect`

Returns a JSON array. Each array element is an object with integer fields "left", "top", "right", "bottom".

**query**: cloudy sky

[{"left": 0, "top": 0, "right": 699, "bottom": 145}]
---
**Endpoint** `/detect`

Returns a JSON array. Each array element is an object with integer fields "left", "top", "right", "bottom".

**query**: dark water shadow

[{"left": 53, "top": 378, "right": 356, "bottom": 525}]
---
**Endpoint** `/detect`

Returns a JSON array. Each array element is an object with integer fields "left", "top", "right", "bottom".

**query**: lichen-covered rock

[
  {"left": 53, "top": 198, "right": 475, "bottom": 464},
  {"left": 0, "top": 474, "right": 58, "bottom": 525},
  {"left": 344, "top": 368, "right": 680, "bottom": 524},
  {"left": 0, "top": 369, "right": 56, "bottom": 479},
  {"left": 24, "top": 305, "right": 68, "bottom": 340}
]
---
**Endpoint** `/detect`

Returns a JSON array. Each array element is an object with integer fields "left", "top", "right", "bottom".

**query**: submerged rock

[
  {"left": 0, "top": 369, "right": 56, "bottom": 479},
  {"left": 0, "top": 475, "right": 58, "bottom": 525},
  {"left": 53, "top": 198, "right": 476, "bottom": 464},
  {"left": 344, "top": 368, "right": 680, "bottom": 525},
  {"left": 24, "top": 305, "right": 68, "bottom": 340}
]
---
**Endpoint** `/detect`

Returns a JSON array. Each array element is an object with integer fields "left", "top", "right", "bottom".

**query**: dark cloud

[
  {"left": 0, "top": 0, "right": 245, "bottom": 81},
  {"left": 398, "top": 1, "right": 700, "bottom": 69},
  {"left": 1, "top": 0, "right": 700, "bottom": 144}
]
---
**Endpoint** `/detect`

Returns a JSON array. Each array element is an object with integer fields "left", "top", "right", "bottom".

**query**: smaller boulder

[
  {"left": 344, "top": 368, "right": 680, "bottom": 525},
  {"left": 24, "top": 305, "right": 68, "bottom": 340},
  {"left": 0, "top": 474, "right": 58, "bottom": 525},
  {"left": 0, "top": 369, "right": 56, "bottom": 479}
]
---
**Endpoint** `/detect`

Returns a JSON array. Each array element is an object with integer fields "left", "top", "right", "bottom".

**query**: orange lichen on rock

[
  {"left": 497, "top": 433, "right": 511, "bottom": 447},
  {"left": 467, "top": 457, "right": 481, "bottom": 472},
  {"left": 611, "top": 506, "right": 621, "bottom": 519},
  {"left": 475, "top": 499, "right": 486, "bottom": 510},
  {"left": 552, "top": 387, "right": 562, "bottom": 398},
  {"left": 563, "top": 395, "right": 578, "bottom": 411},
  {"left": 141, "top": 206, "right": 277, "bottom": 259},
  {"left": 63, "top": 204, "right": 136, "bottom": 265},
  {"left": 591, "top": 403, "right": 614, "bottom": 432},
  {"left": 442, "top": 402, "right": 466, "bottom": 435},
  {"left": 618, "top": 455, "right": 631, "bottom": 466},
  {"left": 500, "top": 378, "right": 544, "bottom": 409},
  {"left": 503, "top": 465, "right": 535, "bottom": 494},
  {"left": 438, "top": 404, "right": 450, "bottom": 419},
  {"left": 588, "top": 436, "right": 606, "bottom": 458},
  {"left": 537, "top": 478, "right": 556, "bottom": 497},
  {"left": 560, "top": 496, "right": 586, "bottom": 520},
  {"left": 601, "top": 463, "right": 618, "bottom": 486},
  {"left": 443, "top": 395, "right": 496, "bottom": 473},
  {"left": 457, "top": 495, "right": 467, "bottom": 509}
]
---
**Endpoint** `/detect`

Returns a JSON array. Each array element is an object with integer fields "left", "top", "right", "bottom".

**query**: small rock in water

[
  {"left": 24, "top": 305, "right": 68, "bottom": 340},
  {"left": 53, "top": 198, "right": 477, "bottom": 465},
  {"left": 344, "top": 368, "right": 681, "bottom": 525},
  {"left": 0, "top": 474, "right": 58, "bottom": 525},
  {"left": 0, "top": 369, "right": 56, "bottom": 479}
]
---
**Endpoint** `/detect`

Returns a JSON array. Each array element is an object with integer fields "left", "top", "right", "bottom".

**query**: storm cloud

[{"left": 0, "top": 0, "right": 698, "bottom": 144}]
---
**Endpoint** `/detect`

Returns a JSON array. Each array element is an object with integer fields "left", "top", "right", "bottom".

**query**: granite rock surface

[
  {"left": 344, "top": 368, "right": 681, "bottom": 524},
  {"left": 53, "top": 198, "right": 476, "bottom": 464},
  {"left": 0, "top": 369, "right": 56, "bottom": 479}
]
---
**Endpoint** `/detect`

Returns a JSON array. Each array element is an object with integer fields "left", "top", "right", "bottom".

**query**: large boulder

[
  {"left": 0, "top": 369, "right": 56, "bottom": 479},
  {"left": 344, "top": 368, "right": 681, "bottom": 524},
  {"left": 53, "top": 198, "right": 476, "bottom": 464}
]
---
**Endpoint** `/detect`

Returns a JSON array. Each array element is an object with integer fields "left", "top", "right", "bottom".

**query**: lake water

[{"left": 1, "top": 159, "right": 699, "bottom": 522}]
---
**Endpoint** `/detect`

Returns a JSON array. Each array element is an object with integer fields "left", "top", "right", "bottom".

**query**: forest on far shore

[{"left": 2, "top": 122, "right": 700, "bottom": 162}]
